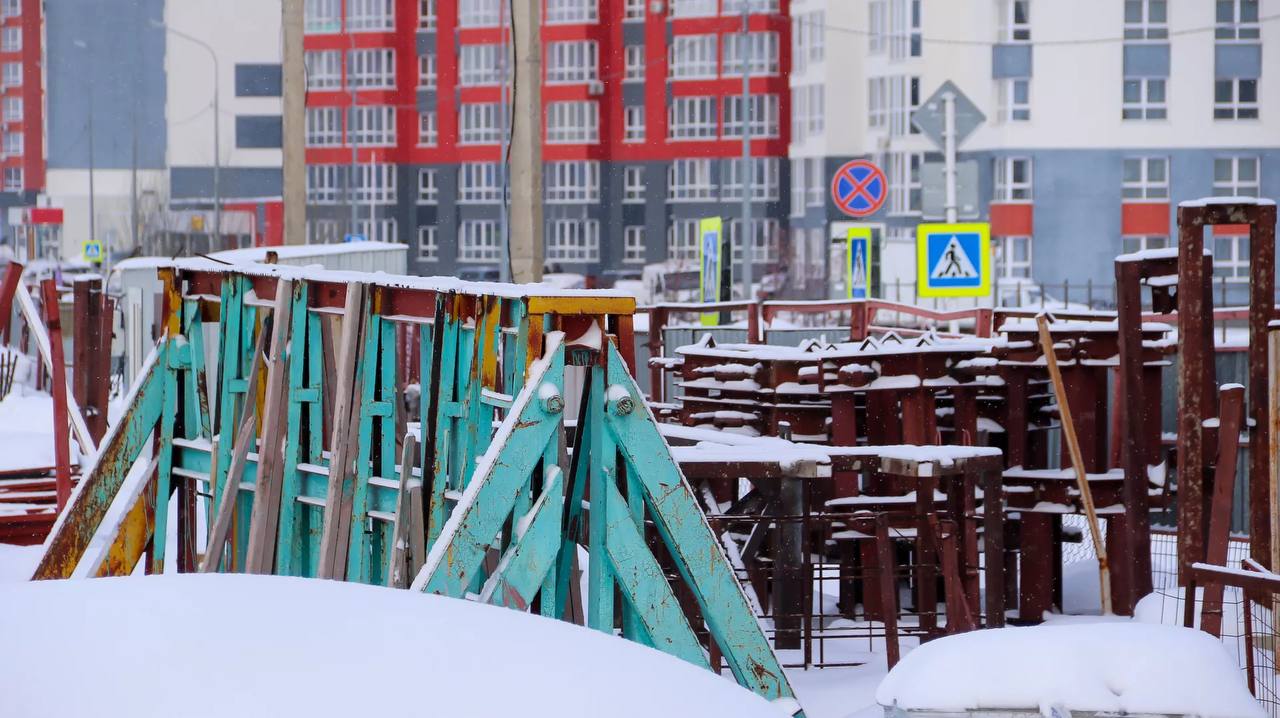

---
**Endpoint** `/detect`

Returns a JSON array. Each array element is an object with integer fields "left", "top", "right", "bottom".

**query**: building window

[
  {"left": 668, "top": 97, "right": 717, "bottom": 140},
  {"left": 417, "top": 226, "right": 438, "bottom": 261},
  {"left": 624, "top": 45, "right": 645, "bottom": 82},
  {"left": 792, "top": 85, "right": 824, "bottom": 143},
  {"left": 460, "top": 103, "right": 502, "bottom": 144},
  {"left": 1213, "top": 156, "right": 1260, "bottom": 197},
  {"left": 667, "top": 159, "right": 715, "bottom": 201},
  {"left": 880, "top": 75, "right": 920, "bottom": 136},
  {"left": 1214, "top": 78, "right": 1259, "bottom": 120},
  {"left": 888, "top": 152, "right": 922, "bottom": 215},
  {"left": 418, "top": 111, "right": 438, "bottom": 146},
  {"left": 459, "top": 0, "right": 500, "bottom": 27},
  {"left": 993, "top": 236, "right": 1032, "bottom": 279},
  {"left": 307, "top": 219, "right": 341, "bottom": 243},
  {"left": 356, "top": 218, "right": 398, "bottom": 245},
  {"left": 459, "top": 162, "right": 503, "bottom": 203},
  {"left": 1124, "top": 0, "right": 1167, "bottom": 40},
  {"left": 459, "top": 220, "right": 501, "bottom": 262},
  {"left": 0, "top": 0, "right": 18, "bottom": 18},
  {"left": 1122, "top": 235, "right": 1168, "bottom": 255},
  {"left": 998, "top": 78, "right": 1030, "bottom": 122},
  {"left": 546, "top": 41, "right": 598, "bottom": 84},
  {"left": 670, "top": 0, "right": 717, "bottom": 18},
  {"left": 722, "top": 32, "right": 779, "bottom": 76},
  {"left": 624, "top": 105, "right": 645, "bottom": 143},
  {"left": 995, "top": 157, "right": 1033, "bottom": 201},
  {"left": 790, "top": 159, "right": 804, "bottom": 216},
  {"left": 1, "top": 27, "right": 20, "bottom": 52},
  {"left": 347, "top": 48, "right": 396, "bottom": 89},
  {"left": 1213, "top": 234, "right": 1250, "bottom": 281},
  {"left": 546, "top": 0, "right": 598, "bottom": 24},
  {"left": 624, "top": 226, "right": 646, "bottom": 263},
  {"left": 351, "top": 164, "right": 397, "bottom": 204},
  {"left": 3, "top": 167, "right": 21, "bottom": 191},
  {"left": 723, "top": 94, "right": 779, "bottom": 138},
  {"left": 305, "top": 0, "right": 341, "bottom": 33},
  {"left": 546, "top": 101, "right": 599, "bottom": 143},
  {"left": 306, "top": 165, "right": 343, "bottom": 204},
  {"left": 669, "top": 35, "right": 717, "bottom": 80},
  {"left": 348, "top": 106, "right": 396, "bottom": 146},
  {"left": 623, "top": 166, "right": 646, "bottom": 203},
  {"left": 305, "top": 108, "right": 343, "bottom": 147},
  {"left": 888, "top": 0, "right": 921, "bottom": 60},
  {"left": 667, "top": 219, "right": 699, "bottom": 261},
  {"left": 545, "top": 161, "right": 600, "bottom": 203},
  {"left": 460, "top": 44, "right": 501, "bottom": 86},
  {"left": 347, "top": 0, "right": 395, "bottom": 31},
  {"left": 624, "top": 0, "right": 645, "bottom": 20},
  {"left": 2, "top": 96, "right": 21, "bottom": 122},
  {"left": 1122, "top": 157, "right": 1169, "bottom": 199},
  {"left": 728, "top": 218, "right": 780, "bottom": 264},
  {"left": 868, "top": 2, "right": 887, "bottom": 55},
  {"left": 546, "top": 219, "right": 600, "bottom": 262},
  {"left": 1123, "top": 78, "right": 1167, "bottom": 120},
  {"left": 2, "top": 62, "right": 21, "bottom": 88},
  {"left": 419, "top": 0, "right": 436, "bottom": 29},
  {"left": 1216, "top": 0, "right": 1260, "bottom": 41},
  {"left": 417, "top": 168, "right": 438, "bottom": 204},
  {"left": 868, "top": 78, "right": 887, "bottom": 129},
  {"left": 305, "top": 50, "right": 342, "bottom": 90},
  {"left": 722, "top": 157, "right": 779, "bottom": 201},
  {"left": 418, "top": 55, "right": 436, "bottom": 89},
  {"left": 806, "top": 157, "right": 823, "bottom": 206},
  {"left": 1002, "top": 0, "right": 1031, "bottom": 42}
]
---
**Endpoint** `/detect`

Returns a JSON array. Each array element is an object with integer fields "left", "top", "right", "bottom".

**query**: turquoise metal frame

[{"left": 31, "top": 264, "right": 797, "bottom": 707}]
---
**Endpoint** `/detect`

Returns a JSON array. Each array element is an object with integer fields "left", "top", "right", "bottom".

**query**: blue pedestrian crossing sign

[
  {"left": 83, "top": 239, "right": 103, "bottom": 264},
  {"left": 846, "top": 226, "right": 873, "bottom": 299},
  {"left": 916, "top": 223, "right": 991, "bottom": 298}
]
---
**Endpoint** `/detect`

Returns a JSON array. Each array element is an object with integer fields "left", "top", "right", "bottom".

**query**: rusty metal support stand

[
  {"left": 1201, "top": 385, "right": 1244, "bottom": 637},
  {"left": 40, "top": 279, "right": 73, "bottom": 509}
]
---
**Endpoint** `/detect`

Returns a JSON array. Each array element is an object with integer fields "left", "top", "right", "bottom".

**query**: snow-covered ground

[
  {"left": 0, "top": 574, "right": 792, "bottom": 718},
  {"left": 0, "top": 387, "right": 63, "bottom": 473}
]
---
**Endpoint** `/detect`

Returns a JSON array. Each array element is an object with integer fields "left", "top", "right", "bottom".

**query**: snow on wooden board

[
  {"left": 875, "top": 623, "right": 1263, "bottom": 718},
  {"left": 0, "top": 574, "right": 791, "bottom": 718}
]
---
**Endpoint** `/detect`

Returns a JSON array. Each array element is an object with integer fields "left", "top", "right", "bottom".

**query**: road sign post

[
  {"left": 916, "top": 222, "right": 992, "bottom": 298},
  {"left": 846, "top": 227, "right": 873, "bottom": 299},
  {"left": 698, "top": 217, "right": 727, "bottom": 326},
  {"left": 831, "top": 160, "right": 888, "bottom": 219}
]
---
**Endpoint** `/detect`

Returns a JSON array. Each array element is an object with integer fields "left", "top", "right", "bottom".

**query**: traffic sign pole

[{"left": 943, "top": 92, "right": 958, "bottom": 225}]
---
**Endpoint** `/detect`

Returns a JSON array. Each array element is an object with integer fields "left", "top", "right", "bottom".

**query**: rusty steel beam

[
  {"left": 40, "top": 280, "right": 73, "bottom": 509},
  {"left": 0, "top": 260, "right": 20, "bottom": 344},
  {"left": 1201, "top": 385, "right": 1244, "bottom": 637},
  {"left": 1114, "top": 258, "right": 1154, "bottom": 613}
]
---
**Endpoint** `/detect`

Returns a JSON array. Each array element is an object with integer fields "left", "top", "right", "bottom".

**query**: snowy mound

[
  {"left": 876, "top": 623, "right": 1262, "bottom": 718},
  {"left": 0, "top": 574, "right": 783, "bottom": 718}
]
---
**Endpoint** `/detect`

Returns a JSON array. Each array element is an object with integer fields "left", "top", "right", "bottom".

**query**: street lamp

[
  {"left": 72, "top": 40, "right": 95, "bottom": 265},
  {"left": 151, "top": 19, "right": 221, "bottom": 251}
]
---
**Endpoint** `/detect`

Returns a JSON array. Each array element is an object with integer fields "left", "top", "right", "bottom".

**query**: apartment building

[
  {"left": 0, "top": 0, "right": 49, "bottom": 252},
  {"left": 303, "top": 0, "right": 792, "bottom": 280},
  {"left": 790, "top": 0, "right": 1278, "bottom": 302}
]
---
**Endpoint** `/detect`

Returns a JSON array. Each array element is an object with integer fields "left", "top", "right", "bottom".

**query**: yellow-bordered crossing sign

[{"left": 915, "top": 222, "right": 991, "bottom": 298}]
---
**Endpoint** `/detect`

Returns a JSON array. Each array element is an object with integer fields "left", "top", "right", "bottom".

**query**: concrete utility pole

[
  {"left": 347, "top": 24, "right": 359, "bottom": 240},
  {"left": 739, "top": 7, "right": 753, "bottom": 299},
  {"left": 508, "top": 0, "right": 543, "bottom": 283},
  {"left": 281, "top": 0, "right": 306, "bottom": 245}
]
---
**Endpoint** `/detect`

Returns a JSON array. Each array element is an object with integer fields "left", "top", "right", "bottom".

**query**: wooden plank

[
  {"left": 317, "top": 283, "right": 366, "bottom": 580},
  {"left": 477, "top": 467, "right": 564, "bottom": 608},
  {"left": 245, "top": 279, "right": 295, "bottom": 574},
  {"left": 387, "top": 433, "right": 419, "bottom": 588}
]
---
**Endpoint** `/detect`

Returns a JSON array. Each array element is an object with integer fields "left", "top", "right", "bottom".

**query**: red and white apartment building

[{"left": 303, "top": 0, "right": 793, "bottom": 279}]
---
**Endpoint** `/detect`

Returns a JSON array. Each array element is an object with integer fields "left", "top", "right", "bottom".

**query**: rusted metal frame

[
  {"left": 935, "top": 518, "right": 977, "bottom": 633},
  {"left": 93, "top": 289, "right": 114, "bottom": 443},
  {"left": 245, "top": 279, "right": 297, "bottom": 575},
  {"left": 914, "top": 471, "right": 940, "bottom": 634},
  {"left": 276, "top": 283, "right": 326, "bottom": 577},
  {"left": 1245, "top": 205, "right": 1277, "bottom": 569},
  {"left": 72, "top": 279, "right": 91, "bottom": 425},
  {"left": 0, "top": 260, "right": 21, "bottom": 344},
  {"left": 1188, "top": 560, "right": 1280, "bottom": 596},
  {"left": 1200, "top": 385, "right": 1245, "bottom": 637},
  {"left": 316, "top": 282, "right": 368, "bottom": 580},
  {"left": 1114, "top": 258, "right": 1154, "bottom": 613},
  {"left": 94, "top": 456, "right": 160, "bottom": 577},
  {"left": 875, "top": 512, "right": 902, "bottom": 668},
  {"left": 645, "top": 306, "right": 667, "bottom": 402},
  {"left": 771, "top": 474, "right": 805, "bottom": 649},
  {"left": 39, "top": 280, "right": 73, "bottom": 510},
  {"left": 32, "top": 342, "right": 167, "bottom": 580},
  {"left": 14, "top": 280, "right": 95, "bottom": 455},
  {"left": 982, "top": 466, "right": 1006, "bottom": 627},
  {"left": 1018, "top": 512, "right": 1055, "bottom": 622}
]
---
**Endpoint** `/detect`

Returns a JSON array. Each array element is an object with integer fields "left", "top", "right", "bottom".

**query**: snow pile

[
  {"left": 0, "top": 388, "right": 61, "bottom": 472},
  {"left": 875, "top": 623, "right": 1263, "bottom": 718},
  {"left": 0, "top": 574, "right": 786, "bottom": 718}
]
